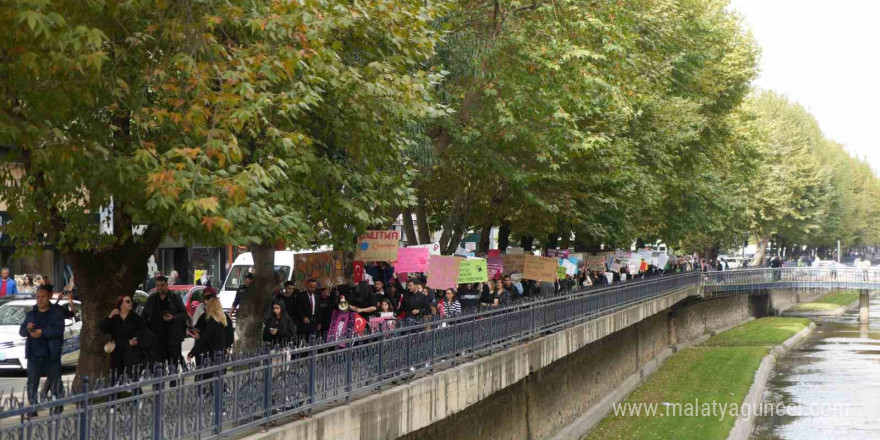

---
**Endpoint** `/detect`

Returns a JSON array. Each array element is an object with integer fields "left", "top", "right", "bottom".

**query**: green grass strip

[
  {"left": 702, "top": 317, "right": 810, "bottom": 347},
  {"left": 788, "top": 291, "right": 860, "bottom": 311},
  {"left": 585, "top": 318, "right": 810, "bottom": 440}
]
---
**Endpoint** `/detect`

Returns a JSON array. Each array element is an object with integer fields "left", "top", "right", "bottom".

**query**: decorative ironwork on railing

[{"left": 0, "top": 272, "right": 701, "bottom": 440}]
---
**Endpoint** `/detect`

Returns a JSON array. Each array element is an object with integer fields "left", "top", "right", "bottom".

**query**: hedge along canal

[{"left": 585, "top": 317, "right": 812, "bottom": 440}]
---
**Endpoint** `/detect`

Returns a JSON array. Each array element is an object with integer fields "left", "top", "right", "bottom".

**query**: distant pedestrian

[
  {"left": 230, "top": 272, "right": 254, "bottom": 316},
  {"left": 141, "top": 276, "right": 186, "bottom": 372},
  {"left": 19, "top": 286, "right": 65, "bottom": 412},
  {"left": 0, "top": 267, "right": 18, "bottom": 296}
]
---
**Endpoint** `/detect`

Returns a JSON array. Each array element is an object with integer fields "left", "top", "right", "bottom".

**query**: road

[{"left": 0, "top": 339, "right": 195, "bottom": 398}]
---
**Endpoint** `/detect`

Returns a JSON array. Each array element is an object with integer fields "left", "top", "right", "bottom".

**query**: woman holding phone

[
  {"left": 100, "top": 295, "right": 154, "bottom": 383},
  {"left": 262, "top": 301, "right": 295, "bottom": 348}
]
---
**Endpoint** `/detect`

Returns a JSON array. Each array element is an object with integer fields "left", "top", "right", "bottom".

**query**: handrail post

[
  {"left": 345, "top": 345, "right": 353, "bottom": 403},
  {"left": 213, "top": 353, "right": 223, "bottom": 436},
  {"left": 152, "top": 366, "right": 164, "bottom": 440},
  {"left": 79, "top": 376, "right": 90, "bottom": 440},
  {"left": 263, "top": 350, "right": 272, "bottom": 426}
]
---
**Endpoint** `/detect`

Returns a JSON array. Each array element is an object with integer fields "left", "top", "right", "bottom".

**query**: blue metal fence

[{"left": 0, "top": 272, "right": 702, "bottom": 440}]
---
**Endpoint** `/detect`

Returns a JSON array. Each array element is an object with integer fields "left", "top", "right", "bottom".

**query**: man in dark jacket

[
  {"left": 230, "top": 272, "right": 253, "bottom": 316},
  {"left": 271, "top": 281, "right": 298, "bottom": 321},
  {"left": 294, "top": 279, "right": 319, "bottom": 337},
  {"left": 19, "top": 286, "right": 65, "bottom": 407},
  {"left": 141, "top": 276, "right": 187, "bottom": 370}
]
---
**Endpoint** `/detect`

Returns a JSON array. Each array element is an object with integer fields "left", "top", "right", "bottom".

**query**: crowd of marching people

[{"left": 8, "top": 250, "right": 724, "bottom": 410}]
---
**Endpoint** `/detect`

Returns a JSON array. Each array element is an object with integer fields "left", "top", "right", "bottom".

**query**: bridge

[{"left": 1, "top": 268, "right": 877, "bottom": 440}]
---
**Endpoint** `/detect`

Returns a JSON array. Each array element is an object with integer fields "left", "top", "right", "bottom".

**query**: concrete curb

[
  {"left": 549, "top": 318, "right": 754, "bottom": 440},
  {"left": 725, "top": 322, "right": 817, "bottom": 440}
]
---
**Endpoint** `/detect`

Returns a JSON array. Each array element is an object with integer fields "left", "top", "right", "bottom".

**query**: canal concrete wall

[
  {"left": 247, "top": 286, "right": 757, "bottom": 440},
  {"left": 769, "top": 289, "right": 827, "bottom": 313},
  {"left": 396, "top": 292, "right": 753, "bottom": 440}
]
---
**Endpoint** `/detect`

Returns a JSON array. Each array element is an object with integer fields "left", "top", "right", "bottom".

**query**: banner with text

[
  {"left": 524, "top": 255, "right": 558, "bottom": 283},
  {"left": 355, "top": 230, "right": 401, "bottom": 262},
  {"left": 458, "top": 258, "right": 489, "bottom": 284},
  {"left": 503, "top": 253, "right": 527, "bottom": 273},
  {"left": 294, "top": 251, "right": 346, "bottom": 289}
]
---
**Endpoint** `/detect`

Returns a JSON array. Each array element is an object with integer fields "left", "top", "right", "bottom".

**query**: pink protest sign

[
  {"left": 394, "top": 247, "right": 430, "bottom": 273},
  {"left": 426, "top": 255, "right": 462, "bottom": 290},
  {"left": 488, "top": 249, "right": 501, "bottom": 258},
  {"left": 487, "top": 256, "right": 504, "bottom": 280}
]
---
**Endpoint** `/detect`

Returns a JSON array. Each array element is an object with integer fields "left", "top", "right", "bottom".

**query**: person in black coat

[
  {"left": 263, "top": 301, "right": 296, "bottom": 347},
  {"left": 316, "top": 287, "right": 339, "bottom": 337},
  {"left": 293, "top": 279, "right": 319, "bottom": 337},
  {"left": 100, "top": 295, "right": 154, "bottom": 381},
  {"left": 140, "top": 276, "right": 187, "bottom": 370},
  {"left": 193, "top": 289, "right": 234, "bottom": 353},
  {"left": 187, "top": 299, "right": 228, "bottom": 366}
]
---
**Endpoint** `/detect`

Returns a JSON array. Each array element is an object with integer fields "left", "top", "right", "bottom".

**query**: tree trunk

[
  {"left": 751, "top": 235, "right": 771, "bottom": 267},
  {"left": 402, "top": 208, "right": 418, "bottom": 245},
  {"left": 236, "top": 242, "right": 275, "bottom": 352},
  {"left": 546, "top": 233, "right": 559, "bottom": 252},
  {"left": 498, "top": 220, "right": 511, "bottom": 252},
  {"left": 416, "top": 193, "right": 431, "bottom": 245},
  {"left": 445, "top": 226, "right": 465, "bottom": 255},
  {"left": 67, "top": 226, "right": 162, "bottom": 386},
  {"left": 438, "top": 193, "right": 465, "bottom": 253},
  {"left": 521, "top": 235, "right": 534, "bottom": 252},
  {"left": 478, "top": 224, "right": 492, "bottom": 253}
]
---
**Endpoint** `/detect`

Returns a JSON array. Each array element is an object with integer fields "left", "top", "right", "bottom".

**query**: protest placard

[
  {"left": 523, "top": 255, "right": 558, "bottom": 283},
  {"left": 503, "top": 253, "right": 527, "bottom": 273},
  {"left": 561, "top": 258, "right": 577, "bottom": 276},
  {"left": 458, "top": 258, "right": 488, "bottom": 284},
  {"left": 656, "top": 254, "right": 669, "bottom": 269},
  {"left": 585, "top": 256, "right": 607, "bottom": 273},
  {"left": 294, "top": 251, "right": 346, "bottom": 289},
  {"left": 409, "top": 242, "right": 442, "bottom": 255},
  {"left": 394, "top": 247, "right": 430, "bottom": 273},
  {"left": 488, "top": 249, "right": 501, "bottom": 258},
  {"left": 426, "top": 255, "right": 462, "bottom": 290},
  {"left": 507, "top": 247, "right": 525, "bottom": 255},
  {"left": 556, "top": 266, "right": 567, "bottom": 279},
  {"left": 487, "top": 256, "right": 504, "bottom": 279},
  {"left": 355, "top": 230, "right": 401, "bottom": 262}
]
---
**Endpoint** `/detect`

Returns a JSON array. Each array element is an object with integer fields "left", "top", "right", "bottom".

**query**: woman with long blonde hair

[{"left": 187, "top": 297, "right": 228, "bottom": 366}]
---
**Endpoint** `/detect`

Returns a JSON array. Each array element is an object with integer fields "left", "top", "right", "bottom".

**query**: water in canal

[{"left": 751, "top": 293, "right": 880, "bottom": 440}]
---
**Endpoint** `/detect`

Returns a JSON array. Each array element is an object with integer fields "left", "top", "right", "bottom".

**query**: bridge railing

[
  {"left": 0, "top": 271, "right": 701, "bottom": 440},
  {"left": 702, "top": 267, "right": 880, "bottom": 292}
]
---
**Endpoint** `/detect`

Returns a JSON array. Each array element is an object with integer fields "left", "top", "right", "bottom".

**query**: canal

[{"left": 751, "top": 292, "right": 880, "bottom": 439}]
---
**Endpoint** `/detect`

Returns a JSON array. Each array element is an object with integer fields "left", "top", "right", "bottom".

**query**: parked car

[{"left": 0, "top": 299, "right": 82, "bottom": 370}]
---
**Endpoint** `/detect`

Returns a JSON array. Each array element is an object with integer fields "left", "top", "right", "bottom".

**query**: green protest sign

[
  {"left": 457, "top": 258, "right": 489, "bottom": 283},
  {"left": 556, "top": 266, "right": 567, "bottom": 279}
]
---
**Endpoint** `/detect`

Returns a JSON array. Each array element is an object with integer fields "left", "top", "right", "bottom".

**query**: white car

[{"left": 0, "top": 298, "right": 82, "bottom": 370}]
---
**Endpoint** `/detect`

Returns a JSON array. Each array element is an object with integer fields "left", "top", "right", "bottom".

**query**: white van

[{"left": 219, "top": 248, "right": 335, "bottom": 310}]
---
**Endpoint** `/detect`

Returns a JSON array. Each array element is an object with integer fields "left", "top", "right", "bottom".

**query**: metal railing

[
  {"left": 702, "top": 267, "right": 880, "bottom": 293},
  {"left": 0, "top": 271, "right": 701, "bottom": 440},
  {"left": 5, "top": 266, "right": 878, "bottom": 440}
]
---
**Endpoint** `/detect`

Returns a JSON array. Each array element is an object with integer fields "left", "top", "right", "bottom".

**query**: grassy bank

[
  {"left": 585, "top": 318, "right": 810, "bottom": 440},
  {"left": 788, "top": 291, "right": 860, "bottom": 312}
]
